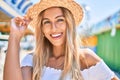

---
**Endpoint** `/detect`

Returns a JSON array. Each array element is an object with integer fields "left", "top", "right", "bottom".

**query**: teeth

[{"left": 51, "top": 33, "right": 61, "bottom": 37}]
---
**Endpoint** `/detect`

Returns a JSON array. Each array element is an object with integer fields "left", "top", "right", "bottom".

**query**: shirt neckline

[{"left": 43, "top": 60, "right": 103, "bottom": 72}]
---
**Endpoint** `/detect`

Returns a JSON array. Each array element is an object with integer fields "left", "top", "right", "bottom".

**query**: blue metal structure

[{"left": 1, "top": 0, "right": 33, "bottom": 17}]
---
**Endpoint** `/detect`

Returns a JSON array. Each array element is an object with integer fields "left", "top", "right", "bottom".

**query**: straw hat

[{"left": 26, "top": 0, "right": 84, "bottom": 28}]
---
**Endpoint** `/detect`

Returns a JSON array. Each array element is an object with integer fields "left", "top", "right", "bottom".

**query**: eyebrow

[
  {"left": 42, "top": 15, "right": 64, "bottom": 21},
  {"left": 55, "top": 15, "right": 64, "bottom": 19}
]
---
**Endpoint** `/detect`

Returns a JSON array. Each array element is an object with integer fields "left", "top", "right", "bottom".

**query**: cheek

[
  {"left": 42, "top": 27, "right": 50, "bottom": 36},
  {"left": 61, "top": 24, "right": 67, "bottom": 32}
]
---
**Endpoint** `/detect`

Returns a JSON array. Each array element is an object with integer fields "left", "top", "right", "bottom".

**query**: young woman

[{"left": 4, "top": 0, "right": 119, "bottom": 80}]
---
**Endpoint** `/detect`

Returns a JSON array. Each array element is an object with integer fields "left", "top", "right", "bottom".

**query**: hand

[{"left": 10, "top": 16, "right": 31, "bottom": 39}]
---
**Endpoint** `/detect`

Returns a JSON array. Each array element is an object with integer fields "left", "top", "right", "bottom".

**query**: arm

[
  {"left": 21, "top": 67, "right": 33, "bottom": 80},
  {"left": 3, "top": 17, "right": 31, "bottom": 80},
  {"left": 3, "top": 33, "right": 23, "bottom": 80},
  {"left": 21, "top": 53, "right": 33, "bottom": 80},
  {"left": 112, "top": 76, "right": 119, "bottom": 80},
  {"left": 80, "top": 48, "right": 119, "bottom": 80}
]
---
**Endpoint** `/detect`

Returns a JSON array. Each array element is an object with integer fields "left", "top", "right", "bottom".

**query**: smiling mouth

[{"left": 50, "top": 33, "right": 63, "bottom": 39}]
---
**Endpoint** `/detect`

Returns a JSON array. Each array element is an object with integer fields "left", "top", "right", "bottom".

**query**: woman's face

[{"left": 42, "top": 7, "right": 67, "bottom": 47}]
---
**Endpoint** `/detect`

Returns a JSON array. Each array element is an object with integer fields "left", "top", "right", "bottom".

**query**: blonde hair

[{"left": 33, "top": 7, "right": 84, "bottom": 80}]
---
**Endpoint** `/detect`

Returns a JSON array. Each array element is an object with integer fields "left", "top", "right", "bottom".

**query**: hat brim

[{"left": 26, "top": 0, "right": 83, "bottom": 29}]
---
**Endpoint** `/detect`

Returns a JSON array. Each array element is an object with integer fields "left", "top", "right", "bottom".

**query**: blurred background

[{"left": 0, "top": 0, "right": 120, "bottom": 80}]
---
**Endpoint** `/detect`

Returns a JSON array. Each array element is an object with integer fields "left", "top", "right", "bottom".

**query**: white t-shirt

[{"left": 21, "top": 54, "right": 115, "bottom": 80}]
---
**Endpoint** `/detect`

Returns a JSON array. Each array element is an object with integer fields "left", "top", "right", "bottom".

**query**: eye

[
  {"left": 57, "top": 18, "right": 65, "bottom": 22},
  {"left": 42, "top": 20, "right": 51, "bottom": 25}
]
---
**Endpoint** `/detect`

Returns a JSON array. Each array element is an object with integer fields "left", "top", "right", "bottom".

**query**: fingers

[
  {"left": 13, "top": 16, "right": 31, "bottom": 27},
  {"left": 11, "top": 16, "right": 33, "bottom": 32},
  {"left": 10, "top": 16, "right": 32, "bottom": 38},
  {"left": 14, "top": 17, "right": 27, "bottom": 28},
  {"left": 23, "top": 15, "right": 32, "bottom": 25}
]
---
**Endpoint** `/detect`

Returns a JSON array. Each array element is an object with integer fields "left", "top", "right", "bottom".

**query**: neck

[{"left": 52, "top": 45, "right": 65, "bottom": 58}]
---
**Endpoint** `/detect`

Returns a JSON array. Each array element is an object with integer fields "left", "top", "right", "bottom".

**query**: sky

[
  {"left": 31, "top": 0, "right": 120, "bottom": 25},
  {"left": 75, "top": 0, "right": 120, "bottom": 25}
]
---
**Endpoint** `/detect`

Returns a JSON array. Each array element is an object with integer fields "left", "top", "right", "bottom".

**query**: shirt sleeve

[
  {"left": 96, "top": 61, "right": 115, "bottom": 80},
  {"left": 86, "top": 60, "right": 115, "bottom": 80},
  {"left": 20, "top": 54, "right": 33, "bottom": 67}
]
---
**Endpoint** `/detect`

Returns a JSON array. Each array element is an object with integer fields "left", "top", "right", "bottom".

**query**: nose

[{"left": 51, "top": 22, "right": 57, "bottom": 32}]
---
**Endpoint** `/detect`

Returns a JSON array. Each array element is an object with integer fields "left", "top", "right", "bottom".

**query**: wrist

[{"left": 9, "top": 32, "right": 22, "bottom": 43}]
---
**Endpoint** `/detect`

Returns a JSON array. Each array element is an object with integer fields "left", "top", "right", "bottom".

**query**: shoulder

[
  {"left": 21, "top": 53, "right": 33, "bottom": 67},
  {"left": 79, "top": 48, "right": 101, "bottom": 69},
  {"left": 79, "top": 48, "right": 119, "bottom": 80}
]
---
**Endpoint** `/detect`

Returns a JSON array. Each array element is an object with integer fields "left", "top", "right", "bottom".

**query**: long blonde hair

[{"left": 33, "top": 7, "right": 84, "bottom": 80}]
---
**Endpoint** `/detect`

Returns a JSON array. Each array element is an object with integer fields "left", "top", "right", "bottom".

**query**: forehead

[{"left": 43, "top": 7, "right": 63, "bottom": 18}]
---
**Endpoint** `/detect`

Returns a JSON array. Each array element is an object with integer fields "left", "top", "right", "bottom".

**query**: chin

[{"left": 52, "top": 42, "right": 64, "bottom": 47}]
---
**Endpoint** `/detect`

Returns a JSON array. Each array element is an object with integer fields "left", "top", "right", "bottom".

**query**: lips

[{"left": 50, "top": 33, "right": 63, "bottom": 38}]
